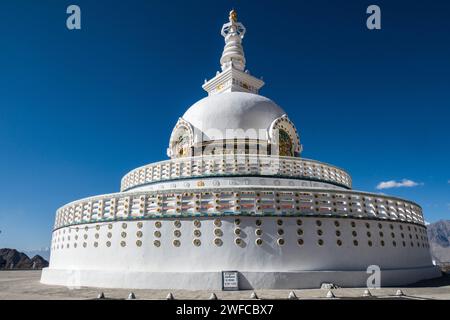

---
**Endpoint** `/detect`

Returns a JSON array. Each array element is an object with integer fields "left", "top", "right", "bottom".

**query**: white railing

[
  {"left": 120, "top": 156, "right": 352, "bottom": 191},
  {"left": 54, "top": 188, "right": 424, "bottom": 229}
]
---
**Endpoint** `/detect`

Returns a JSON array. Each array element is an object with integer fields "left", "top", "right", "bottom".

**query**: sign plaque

[{"left": 222, "top": 271, "right": 239, "bottom": 291}]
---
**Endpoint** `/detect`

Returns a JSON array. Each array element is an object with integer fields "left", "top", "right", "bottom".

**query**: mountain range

[
  {"left": 427, "top": 220, "right": 450, "bottom": 263},
  {"left": 0, "top": 248, "right": 49, "bottom": 270},
  {"left": 23, "top": 248, "right": 50, "bottom": 261}
]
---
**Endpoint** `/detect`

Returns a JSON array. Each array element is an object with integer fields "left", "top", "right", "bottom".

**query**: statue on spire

[
  {"left": 229, "top": 9, "right": 237, "bottom": 22},
  {"left": 220, "top": 9, "right": 246, "bottom": 71}
]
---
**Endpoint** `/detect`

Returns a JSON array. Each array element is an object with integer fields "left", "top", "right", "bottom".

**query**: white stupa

[{"left": 41, "top": 10, "right": 440, "bottom": 290}]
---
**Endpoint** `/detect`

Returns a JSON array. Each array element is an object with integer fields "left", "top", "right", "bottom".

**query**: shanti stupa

[{"left": 41, "top": 10, "right": 440, "bottom": 289}]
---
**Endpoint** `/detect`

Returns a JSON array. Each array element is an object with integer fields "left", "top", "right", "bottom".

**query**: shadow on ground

[{"left": 407, "top": 272, "right": 450, "bottom": 288}]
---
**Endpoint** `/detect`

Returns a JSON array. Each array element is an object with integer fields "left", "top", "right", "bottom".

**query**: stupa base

[{"left": 41, "top": 266, "right": 441, "bottom": 290}]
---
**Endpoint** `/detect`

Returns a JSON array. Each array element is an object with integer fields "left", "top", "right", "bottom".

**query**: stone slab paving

[{"left": 1, "top": 271, "right": 450, "bottom": 300}]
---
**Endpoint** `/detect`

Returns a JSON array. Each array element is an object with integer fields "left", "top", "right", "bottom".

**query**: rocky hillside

[
  {"left": 427, "top": 220, "right": 450, "bottom": 263},
  {"left": 24, "top": 248, "right": 50, "bottom": 261},
  {"left": 0, "top": 248, "right": 49, "bottom": 270}
]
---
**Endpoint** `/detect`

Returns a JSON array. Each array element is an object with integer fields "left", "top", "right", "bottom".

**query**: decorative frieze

[
  {"left": 120, "top": 155, "right": 352, "bottom": 191},
  {"left": 54, "top": 187, "right": 424, "bottom": 230}
]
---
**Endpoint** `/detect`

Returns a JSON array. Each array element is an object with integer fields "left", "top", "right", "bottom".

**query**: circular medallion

[{"left": 214, "top": 228, "right": 223, "bottom": 237}]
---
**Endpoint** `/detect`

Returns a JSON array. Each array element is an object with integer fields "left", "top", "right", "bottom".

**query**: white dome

[{"left": 182, "top": 92, "right": 286, "bottom": 142}]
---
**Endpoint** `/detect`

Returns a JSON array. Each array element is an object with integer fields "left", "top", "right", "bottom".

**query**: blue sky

[{"left": 0, "top": 0, "right": 449, "bottom": 251}]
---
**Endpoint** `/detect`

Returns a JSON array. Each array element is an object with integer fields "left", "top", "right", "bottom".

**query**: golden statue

[{"left": 229, "top": 9, "right": 237, "bottom": 23}]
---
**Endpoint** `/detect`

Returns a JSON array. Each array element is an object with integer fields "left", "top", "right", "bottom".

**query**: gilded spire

[
  {"left": 220, "top": 9, "right": 246, "bottom": 71},
  {"left": 202, "top": 10, "right": 264, "bottom": 95}
]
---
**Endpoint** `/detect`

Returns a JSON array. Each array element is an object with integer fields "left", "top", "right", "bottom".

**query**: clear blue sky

[{"left": 0, "top": 0, "right": 449, "bottom": 251}]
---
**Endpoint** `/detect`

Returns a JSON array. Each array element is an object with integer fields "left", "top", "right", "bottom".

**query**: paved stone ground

[{"left": 1, "top": 270, "right": 450, "bottom": 300}]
